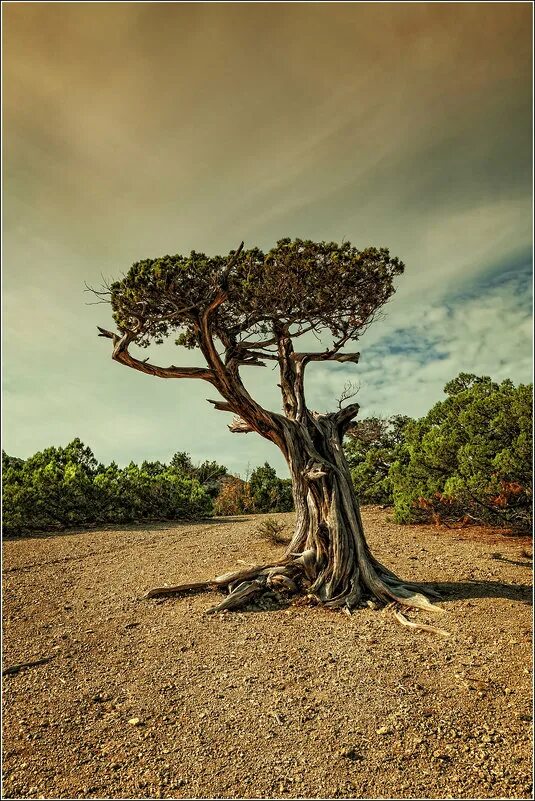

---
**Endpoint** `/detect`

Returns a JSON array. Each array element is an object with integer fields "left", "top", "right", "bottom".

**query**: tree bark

[{"left": 279, "top": 414, "right": 439, "bottom": 611}]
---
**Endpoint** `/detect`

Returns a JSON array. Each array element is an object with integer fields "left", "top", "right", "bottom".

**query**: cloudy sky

[{"left": 3, "top": 2, "right": 532, "bottom": 475}]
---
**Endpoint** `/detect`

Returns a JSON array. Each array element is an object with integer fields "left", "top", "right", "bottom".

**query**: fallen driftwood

[{"left": 2, "top": 656, "right": 55, "bottom": 676}]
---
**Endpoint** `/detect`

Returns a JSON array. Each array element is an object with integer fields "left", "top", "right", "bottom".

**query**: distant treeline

[{"left": 2, "top": 373, "right": 532, "bottom": 535}]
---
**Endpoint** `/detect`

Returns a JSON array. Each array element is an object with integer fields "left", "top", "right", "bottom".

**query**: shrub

[
  {"left": 256, "top": 517, "right": 291, "bottom": 545},
  {"left": 212, "top": 475, "right": 255, "bottom": 516},
  {"left": 249, "top": 463, "right": 294, "bottom": 513},
  {"left": 344, "top": 415, "right": 411, "bottom": 505},
  {"left": 390, "top": 374, "right": 532, "bottom": 531},
  {"left": 2, "top": 440, "right": 212, "bottom": 536}
]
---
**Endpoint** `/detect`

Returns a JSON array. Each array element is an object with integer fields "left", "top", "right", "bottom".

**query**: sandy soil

[{"left": 2, "top": 508, "right": 533, "bottom": 799}]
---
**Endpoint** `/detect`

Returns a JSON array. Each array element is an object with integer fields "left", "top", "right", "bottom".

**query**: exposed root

[
  {"left": 392, "top": 608, "right": 451, "bottom": 638},
  {"left": 143, "top": 551, "right": 444, "bottom": 622}
]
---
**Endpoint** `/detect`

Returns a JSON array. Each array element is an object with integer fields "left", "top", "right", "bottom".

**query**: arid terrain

[{"left": 2, "top": 508, "right": 533, "bottom": 799}]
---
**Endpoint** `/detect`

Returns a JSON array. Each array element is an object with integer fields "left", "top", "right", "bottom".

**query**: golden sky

[{"left": 3, "top": 3, "right": 532, "bottom": 471}]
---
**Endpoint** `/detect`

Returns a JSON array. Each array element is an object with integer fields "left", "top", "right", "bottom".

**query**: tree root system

[{"left": 144, "top": 551, "right": 448, "bottom": 634}]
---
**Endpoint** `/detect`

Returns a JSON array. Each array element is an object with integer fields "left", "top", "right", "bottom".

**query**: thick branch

[
  {"left": 293, "top": 350, "right": 360, "bottom": 364},
  {"left": 333, "top": 402, "right": 361, "bottom": 433},
  {"left": 97, "top": 327, "right": 215, "bottom": 382},
  {"left": 193, "top": 260, "right": 283, "bottom": 443}
]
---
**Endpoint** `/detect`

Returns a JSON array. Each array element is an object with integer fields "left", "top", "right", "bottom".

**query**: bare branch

[
  {"left": 97, "top": 327, "right": 215, "bottom": 382},
  {"left": 292, "top": 350, "right": 360, "bottom": 365},
  {"left": 337, "top": 381, "right": 360, "bottom": 410},
  {"left": 220, "top": 241, "right": 245, "bottom": 287}
]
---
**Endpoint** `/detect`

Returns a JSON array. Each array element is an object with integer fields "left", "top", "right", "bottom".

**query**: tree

[
  {"left": 344, "top": 415, "right": 411, "bottom": 505},
  {"left": 95, "top": 237, "right": 439, "bottom": 614},
  {"left": 390, "top": 374, "right": 532, "bottom": 531},
  {"left": 249, "top": 462, "right": 294, "bottom": 513}
]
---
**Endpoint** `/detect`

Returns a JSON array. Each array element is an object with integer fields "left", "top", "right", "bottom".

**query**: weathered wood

[
  {"left": 97, "top": 239, "right": 436, "bottom": 621},
  {"left": 144, "top": 581, "right": 216, "bottom": 599}
]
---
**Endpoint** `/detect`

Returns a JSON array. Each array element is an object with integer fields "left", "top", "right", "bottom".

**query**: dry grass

[{"left": 255, "top": 517, "right": 291, "bottom": 545}]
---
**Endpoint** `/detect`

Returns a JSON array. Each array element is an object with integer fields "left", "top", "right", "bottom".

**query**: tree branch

[
  {"left": 97, "top": 327, "right": 216, "bottom": 382},
  {"left": 333, "top": 402, "right": 361, "bottom": 434},
  {"left": 293, "top": 350, "right": 360, "bottom": 365}
]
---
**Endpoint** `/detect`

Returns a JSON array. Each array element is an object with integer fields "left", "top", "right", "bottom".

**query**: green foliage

[
  {"left": 2, "top": 440, "right": 212, "bottom": 536},
  {"left": 168, "top": 452, "right": 228, "bottom": 498},
  {"left": 344, "top": 416, "right": 411, "bottom": 505},
  {"left": 390, "top": 374, "right": 533, "bottom": 530},
  {"left": 2, "top": 443, "right": 291, "bottom": 535},
  {"left": 107, "top": 238, "right": 404, "bottom": 350},
  {"left": 249, "top": 463, "right": 294, "bottom": 513}
]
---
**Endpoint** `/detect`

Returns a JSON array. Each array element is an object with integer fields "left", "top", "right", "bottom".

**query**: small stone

[{"left": 128, "top": 717, "right": 142, "bottom": 726}]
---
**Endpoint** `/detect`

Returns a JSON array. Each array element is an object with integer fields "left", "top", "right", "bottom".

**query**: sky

[{"left": 3, "top": 2, "right": 533, "bottom": 476}]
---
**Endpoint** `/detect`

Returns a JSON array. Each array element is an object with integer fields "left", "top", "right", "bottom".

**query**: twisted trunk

[
  {"left": 142, "top": 320, "right": 439, "bottom": 616},
  {"left": 146, "top": 412, "right": 440, "bottom": 616},
  {"left": 280, "top": 415, "right": 438, "bottom": 611}
]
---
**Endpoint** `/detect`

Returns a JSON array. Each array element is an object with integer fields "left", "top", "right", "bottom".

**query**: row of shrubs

[
  {"left": 345, "top": 373, "right": 532, "bottom": 531},
  {"left": 1, "top": 444, "right": 293, "bottom": 536}
]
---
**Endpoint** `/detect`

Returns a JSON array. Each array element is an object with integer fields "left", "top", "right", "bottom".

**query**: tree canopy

[
  {"left": 95, "top": 238, "right": 404, "bottom": 442},
  {"left": 105, "top": 238, "right": 403, "bottom": 349}
]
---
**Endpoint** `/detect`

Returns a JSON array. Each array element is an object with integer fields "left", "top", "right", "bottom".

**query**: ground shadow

[
  {"left": 421, "top": 579, "right": 532, "bottom": 605},
  {"left": 489, "top": 553, "right": 532, "bottom": 568}
]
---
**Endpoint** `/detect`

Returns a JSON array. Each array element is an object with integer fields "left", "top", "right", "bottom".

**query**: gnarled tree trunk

[
  {"left": 279, "top": 415, "right": 439, "bottom": 611},
  {"left": 146, "top": 412, "right": 440, "bottom": 617}
]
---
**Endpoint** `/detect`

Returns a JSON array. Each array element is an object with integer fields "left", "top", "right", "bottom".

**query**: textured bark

[
  {"left": 145, "top": 405, "right": 440, "bottom": 615},
  {"left": 279, "top": 415, "right": 440, "bottom": 612}
]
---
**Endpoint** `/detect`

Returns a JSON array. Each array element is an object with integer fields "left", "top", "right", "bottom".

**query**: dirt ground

[{"left": 2, "top": 507, "right": 533, "bottom": 800}]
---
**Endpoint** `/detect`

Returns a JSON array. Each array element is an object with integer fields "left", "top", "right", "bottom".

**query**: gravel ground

[{"left": 2, "top": 507, "right": 533, "bottom": 799}]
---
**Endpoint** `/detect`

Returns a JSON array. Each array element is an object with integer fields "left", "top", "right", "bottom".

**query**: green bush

[
  {"left": 249, "top": 463, "right": 294, "bottom": 513},
  {"left": 344, "top": 415, "right": 411, "bottom": 505},
  {"left": 2, "top": 440, "right": 212, "bottom": 536},
  {"left": 390, "top": 374, "right": 532, "bottom": 531}
]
